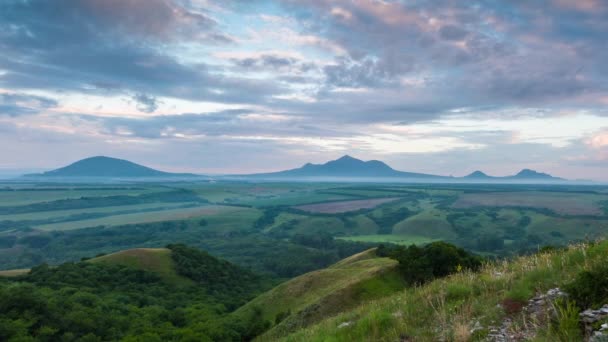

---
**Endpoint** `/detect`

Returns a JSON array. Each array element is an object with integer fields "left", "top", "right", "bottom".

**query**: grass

[
  {"left": 279, "top": 240, "right": 608, "bottom": 341},
  {"left": 337, "top": 235, "right": 438, "bottom": 245},
  {"left": 293, "top": 198, "right": 400, "bottom": 214},
  {"left": 452, "top": 191, "right": 607, "bottom": 216},
  {"left": 0, "top": 188, "right": 163, "bottom": 206},
  {"left": 392, "top": 208, "right": 458, "bottom": 240},
  {"left": 0, "top": 268, "right": 30, "bottom": 277},
  {"left": 90, "top": 248, "right": 192, "bottom": 286},
  {"left": 0, "top": 201, "right": 197, "bottom": 222},
  {"left": 230, "top": 249, "right": 404, "bottom": 340},
  {"left": 34, "top": 205, "right": 254, "bottom": 231}
]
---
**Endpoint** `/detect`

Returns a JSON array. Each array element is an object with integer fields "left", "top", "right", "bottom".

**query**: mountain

[
  {"left": 464, "top": 170, "right": 493, "bottom": 179},
  {"left": 246, "top": 155, "right": 443, "bottom": 179},
  {"left": 463, "top": 169, "right": 563, "bottom": 182},
  {"left": 509, "top": 168, "right": 562, "bottom": 180},
  {"left": 27, "top": 156, "right": 198, "bottom": 178}
]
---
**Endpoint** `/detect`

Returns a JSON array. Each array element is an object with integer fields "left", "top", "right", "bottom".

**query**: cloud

[
  {"left": 0, "top": 92, "right": 58, "bottom": 116},
  {"left": 132, "top": 93, "right": 160, "bottom": 113},
  {"left": 0, "top": 0, "right": 283, "bottom": 104}
]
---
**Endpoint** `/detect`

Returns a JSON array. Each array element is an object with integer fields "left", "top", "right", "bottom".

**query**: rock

[
  {"left": 338, "top": 321, "right": 352, "bottom": 329},
  {"left": 470, "top": 321, "right": 483, "bottom": 334}
]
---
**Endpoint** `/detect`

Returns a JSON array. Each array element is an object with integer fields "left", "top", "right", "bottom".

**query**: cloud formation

[{"left": 0, "top": 0, "right": 608, "bottom": 179}]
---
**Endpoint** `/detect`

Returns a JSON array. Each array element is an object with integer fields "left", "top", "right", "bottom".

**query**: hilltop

[
  {"left": 231, "top": 248, "right": 405, "bottom": 340},
  {"left": 26, "top": 156, "right": 199, "bottom": 178}
]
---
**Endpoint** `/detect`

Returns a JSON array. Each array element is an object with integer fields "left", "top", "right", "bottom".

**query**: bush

[
  {"left": 564, "top": 264, "right": 608, "bottom": 309},
  {"left": 390, "top": 241, "right": 483, "bottom": 286}
]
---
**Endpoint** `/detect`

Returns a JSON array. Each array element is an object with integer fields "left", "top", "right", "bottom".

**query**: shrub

[
  {"left": 446, "top": 283, "right": 473, "bottom": 301},
  {"left": 390, "top": 241, "right": 483, "bottom": 286},
  {"left": 564, "top": 263, "right": 608, "bottom": 309}
]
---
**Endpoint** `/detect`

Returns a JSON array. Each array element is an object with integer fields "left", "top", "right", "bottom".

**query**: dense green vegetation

[
  {"left": 378, "top": 241, "right": 483, "bottom": 286},
  {"left": 0, "top": 245, "right": 273, "bottom": 341},
  {"left": 1, "top": 181, "right": 608, "bottom": 340}
]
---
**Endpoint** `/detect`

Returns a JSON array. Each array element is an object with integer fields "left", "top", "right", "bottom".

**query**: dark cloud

[
  {"left": 132, "top": 93, "right": 160, "bottom": 113},
  {"left": 439, "top": 25, "right": 468, "bottom": 41},
  {"left": 0, "top": 0, "right": 283, "bottom": 104},
  {"left": 0, "top": 93, "right": 58, "bottom": 117}
]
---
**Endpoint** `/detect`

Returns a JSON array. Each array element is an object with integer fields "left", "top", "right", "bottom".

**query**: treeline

[{"left": 0, "top": 220, "right": 375, "bottom": 278}]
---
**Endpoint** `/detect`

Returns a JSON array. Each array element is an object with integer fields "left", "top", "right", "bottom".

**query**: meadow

[{"left": 1, "top": 181, "right": 608, "bottom": 276}]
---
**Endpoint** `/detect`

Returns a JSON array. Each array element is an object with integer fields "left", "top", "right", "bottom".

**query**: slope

[
  {"left": 231, "top": 248, "right": 406, "bottom": 340},
  {"left": 281, "top": 241, "right": 608, "bottom": 341}
]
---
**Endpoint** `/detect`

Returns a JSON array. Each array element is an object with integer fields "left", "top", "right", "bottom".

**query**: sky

[{"left": 1, "top": 0, "right": 608, "bottom": 180}]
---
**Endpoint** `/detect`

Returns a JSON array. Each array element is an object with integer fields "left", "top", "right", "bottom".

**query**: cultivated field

[
  {"left": 34, "top": 205, "right": 254, "bottom": 231},
  {"left": 2, "top": 181, "right": 608, "bottom": 273},
  {"left": 293, "top": 197, "right": 400, "bottom": 213},
  {"left": 451, "top": 191, "right": 605, "bottom": 215}
]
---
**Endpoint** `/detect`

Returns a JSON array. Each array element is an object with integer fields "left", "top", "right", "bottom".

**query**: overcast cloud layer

[{"left": 1, "top": 0, "right": 608, "bottom": 179}]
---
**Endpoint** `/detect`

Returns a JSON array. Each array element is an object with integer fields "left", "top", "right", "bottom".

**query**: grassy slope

[
  {"left": 232, "top": 249, "right": 405, "bottom": 340},
  {"left": 0, "top": 268, "right": 30, "bottom": 277},
  {"left": 280, "top": 240, "right": 608, "bottom": 341},
  {"left": 90, "top": 248, "right": 193, "bottom": 286}
]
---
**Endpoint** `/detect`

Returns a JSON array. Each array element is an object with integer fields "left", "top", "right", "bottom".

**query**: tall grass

[{"left": 280, "top": 241, "right": 605, "bottom": 341}]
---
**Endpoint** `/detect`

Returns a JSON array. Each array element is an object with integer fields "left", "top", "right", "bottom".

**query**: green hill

[
  {"left": 232, "top": 248, "right": 407, "bottom": 340},
  {"left": 0, "top": 245, "right": 273, "bottom": 341},
  {"left": 89, "top": 247, "right": 192, "bottom": 285},
  {"left": 279, "top": 241, "right": 608, "bottom": 341}
]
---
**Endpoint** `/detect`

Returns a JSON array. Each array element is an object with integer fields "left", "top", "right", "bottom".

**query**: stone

[{"left": 338, "top": 321, "right": 352, "bottom": 329}]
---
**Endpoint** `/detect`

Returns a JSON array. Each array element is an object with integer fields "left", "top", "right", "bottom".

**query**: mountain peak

[
  {"left": 32, "top": 156, "right": 195, "bottom": 178},
  {"left": 336, "top": 155, "right": 358, "bottom": 161},
  {"left": 465, "top": 170, "right": 491, "bottom": 178},
  {"left": 512, "top": 169, "right": 558, "bottom": 180}
]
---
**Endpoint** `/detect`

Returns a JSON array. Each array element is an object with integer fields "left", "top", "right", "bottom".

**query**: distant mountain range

[
  {"left": 22, "top": 155, "right": 565, "bottom": 182},
  {"left": 244, "top": 155, "right": 564, "bottom": 182},
  {"left": 247, "top": 155, "right": 441, "bottom": 179},
  {"left": 25, "top": 156, "right": 198, "bottom": 178}
]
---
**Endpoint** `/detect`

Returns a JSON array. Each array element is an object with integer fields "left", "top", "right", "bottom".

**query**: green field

[
  {"left": 337, "top": 234, "right": 438, "bottom": 245},
  {"left": 2, "top": 181, "right": 608, "bottom": 275},
  {"left": 34, "top": 205, "right": 255, "bottom": 231}
]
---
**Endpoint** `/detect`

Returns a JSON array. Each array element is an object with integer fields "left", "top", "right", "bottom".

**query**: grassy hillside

[
  {"left": 0, "top": 268, "right": 29, "bottom": 277},
  {"left": 89, "top": 247, "right": 192, "bottom": 285},
  {"left": 279, "top": 240, "right": 608, "bottom": 341},
  {"left": 232, "top": 249, "right": 407, "bottom": 340}
]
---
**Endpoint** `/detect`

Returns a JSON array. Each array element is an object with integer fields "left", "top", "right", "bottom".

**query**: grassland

[
  {"left": 0, "top": 268, "right": 30, "bottom": 277},
  {"left": 231, "top": 249, "right": 405, "bottom": 340},
  {"left": 2, "top": 181, "right": 608, "bottom": 276},
  {"left": 0, "top": 201, "right": 197, "bottom": 222},
  {"left": 90, "top": 247, "right": 192, "bottom": 285},
  {"left": 337, "top": 234, "right": 438, "bottom": 245},
  {"left": 293, "top": 198, "right": 400, "bottom": 214},
  {"left": 34, "top": 205, "right": 256, "bottom": 231},
  {"left": 452, "top": 191, "right": 605, "bottom": 215},
  {"left": 0, "top": 187, "right": 164, "bottom": 206},
  {"left": 280, "top": 240, "right": 608, "bottom": 341}
]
